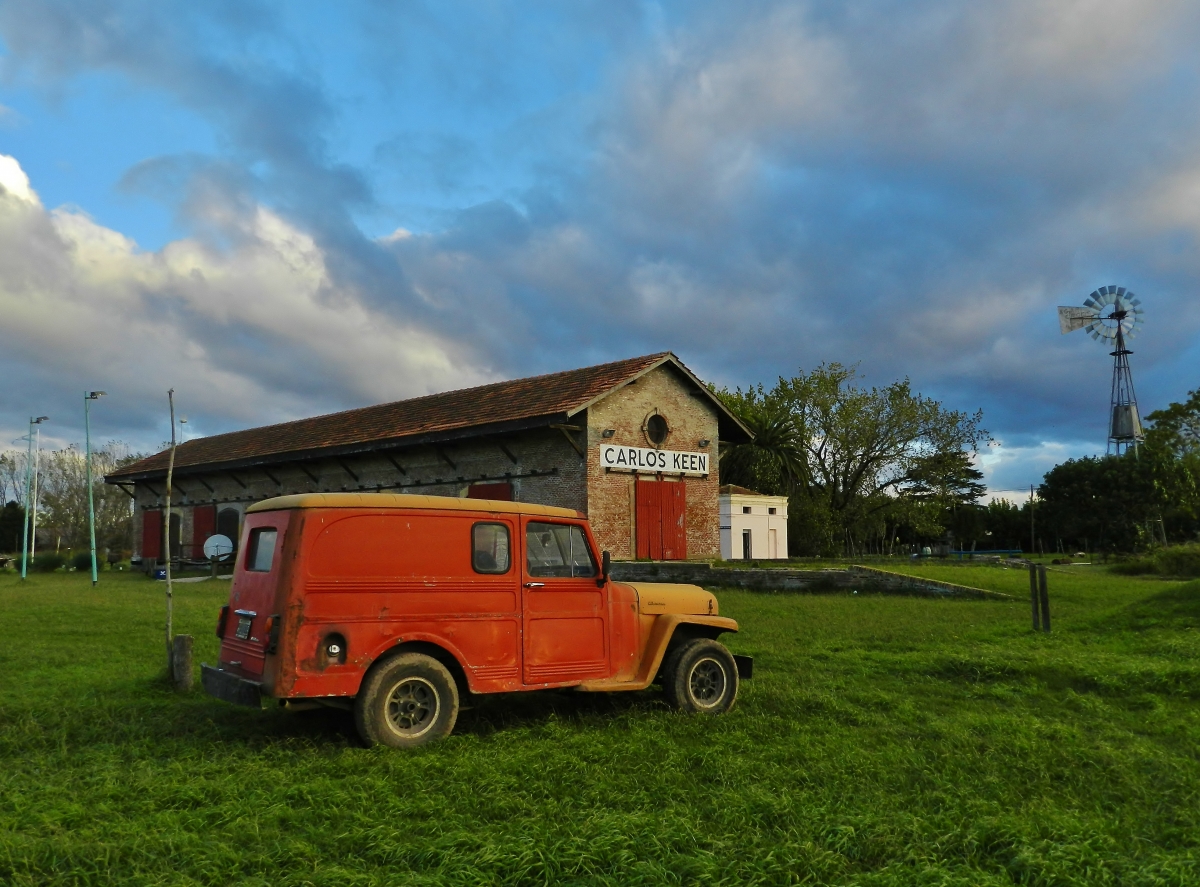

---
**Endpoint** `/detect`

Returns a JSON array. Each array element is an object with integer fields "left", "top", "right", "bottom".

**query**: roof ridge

[
  {"left": 108, "top": 351, "right": 683, "bottom": 478},
  {"left": 175, "top": 352, "right": 674, "bottom": 448}
]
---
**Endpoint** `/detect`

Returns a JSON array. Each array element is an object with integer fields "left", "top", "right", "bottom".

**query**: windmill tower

[{"left": 1057, "top": 285, "right": 1145, "bottom": 455}]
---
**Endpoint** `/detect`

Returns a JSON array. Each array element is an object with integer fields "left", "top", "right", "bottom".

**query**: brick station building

[{"left": 107, "top": 353, "right": 752, "bottom": 564}]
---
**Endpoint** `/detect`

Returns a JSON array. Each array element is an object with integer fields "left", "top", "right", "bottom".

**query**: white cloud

[
  {"left": 0, "top": 155, "right": 38, "bottom": 205},
  {"left": 0, "top": 154, "right": 496, "bottom": 442}
]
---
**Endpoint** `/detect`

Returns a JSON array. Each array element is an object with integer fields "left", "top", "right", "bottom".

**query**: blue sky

[{"left": 1, "top": 0, "right": 1199, "bottom": 500}]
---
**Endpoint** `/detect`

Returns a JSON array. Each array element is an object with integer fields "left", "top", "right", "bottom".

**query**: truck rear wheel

[
  {"left": 663, "top": 638, "right": 739, "bottom": 714},
  {"left": 354, "top": 653, "right": 459, "bottom": 748}
]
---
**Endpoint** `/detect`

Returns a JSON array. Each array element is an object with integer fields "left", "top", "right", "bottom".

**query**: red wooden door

[
  {"left": 192, "top": 505, "right": 216, "bottom": 557},
  {"left": 467, "top": 482, "right": 512, "bottom": 501},
  {"left": 142, "top": 509, "right": 162, "bottom": 560},
  {"left": 637, "top": 478, "right": 687, "bottom": 560},
  {"left": 636, "top": 478, "right": 662, "bottom": 559},
  {"left": 662, "top": 481, "right": 687, "bottom": 560}
]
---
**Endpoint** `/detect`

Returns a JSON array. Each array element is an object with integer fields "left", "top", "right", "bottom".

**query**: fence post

[
  {"left": 172, "top": 635, "right": 194, "bottom": 692},
  {"left": 1029, "top": 564, "right": 1040, "bottom": 631},
  {"left": 1038, "top": 565, "right": 1051, "bottom": 633}
]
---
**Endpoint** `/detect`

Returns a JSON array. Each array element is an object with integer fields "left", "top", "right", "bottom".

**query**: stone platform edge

[{"left": 608, "top": 561, "right": 1012, "bottom": 600}]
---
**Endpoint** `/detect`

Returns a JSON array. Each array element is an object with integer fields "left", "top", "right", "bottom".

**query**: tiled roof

[
  {"left": 110, "top": 352, "right": 751, "bottom": 481},
  {"left": 719, "top": 484, "right": 780, "bottom": 497}
]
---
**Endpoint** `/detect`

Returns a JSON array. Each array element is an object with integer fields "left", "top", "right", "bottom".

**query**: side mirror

[{"left": 598, "top": 550, "right": 611, "bottom": 586}]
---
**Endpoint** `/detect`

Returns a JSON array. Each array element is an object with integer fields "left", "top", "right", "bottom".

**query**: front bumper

[{"left": 201, "top": 664, "right": 264, "bottom": 708}]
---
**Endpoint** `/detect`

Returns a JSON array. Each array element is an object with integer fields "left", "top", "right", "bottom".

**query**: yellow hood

[{"left": 626, "top": 582, "right": 718, "bottom": 616}]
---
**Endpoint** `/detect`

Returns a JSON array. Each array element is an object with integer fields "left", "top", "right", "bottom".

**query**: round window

[{"left": 645, "top": 413, "right": 669, "bottom": 447}]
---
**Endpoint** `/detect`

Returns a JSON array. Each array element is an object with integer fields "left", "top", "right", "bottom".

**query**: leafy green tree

[
  {"left": 982, "top": 499, "right": 1026, "bottom": 551},
  {"left": 21, "top": 442, "right": 143, "bottom": 555},
  {"left": 719, "top": 363, "right": 987, "bottom": 556},
  {"left": 0, "top": 501, "right": 24, "bottom": 555}
]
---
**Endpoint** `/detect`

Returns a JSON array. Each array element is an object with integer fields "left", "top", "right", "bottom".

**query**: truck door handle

[{"left": 523, "top": 582, "right": 545, "bottom": 588}]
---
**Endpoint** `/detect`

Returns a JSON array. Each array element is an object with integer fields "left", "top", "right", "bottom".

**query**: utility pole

[
  {"left": 19, "top": 416, "right": 48, "bottom": 580},
  {"left": 85, "top": 391, "right": 106, "bottom": 586},
  {"left": 164, "top": 390, "right": 177, "bottom": 675},
  {"left": 31, "top": 423, "right": 44, "bottom": 562}
]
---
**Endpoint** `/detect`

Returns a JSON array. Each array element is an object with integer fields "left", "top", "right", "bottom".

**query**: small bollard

[
  {"left": 1038, "top": 565, "right": 1051, "bottom": 633},
  {"left": 172, "top": 634, "right": 194, "bottom": 691},
  {"left": 1029, "top": 564, "right": 1040, "bottom": 631}
]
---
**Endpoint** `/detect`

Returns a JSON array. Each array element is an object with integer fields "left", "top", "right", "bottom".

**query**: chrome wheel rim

[
  {"left": 688, "top": 657, "right": 727, "bottom": 708},
  {"left": 385, "top": 677, "right": 439, "bottom": 737}
]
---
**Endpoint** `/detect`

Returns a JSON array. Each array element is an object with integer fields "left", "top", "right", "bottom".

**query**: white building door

[{"left": 769, "top": 528, "right": 778, "bottom": 559}]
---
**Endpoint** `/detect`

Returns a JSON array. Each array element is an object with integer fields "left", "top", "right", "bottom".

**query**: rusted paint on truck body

[{"left": 208, "top": 493, "right": 738, "bottom": 703}]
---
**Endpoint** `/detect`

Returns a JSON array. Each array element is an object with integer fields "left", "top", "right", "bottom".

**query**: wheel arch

[
  {"left": 653, "top": 618, "right": 737, "bottom": 685},
  {"left": 360, "top": 639, "right": 473, "bottom": 701}
]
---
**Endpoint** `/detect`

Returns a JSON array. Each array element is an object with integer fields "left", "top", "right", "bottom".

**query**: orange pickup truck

[{"left": 202, "top": 493, "right": 750, "bottom": 747}]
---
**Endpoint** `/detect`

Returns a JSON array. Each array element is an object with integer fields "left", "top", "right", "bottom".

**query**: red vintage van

[{"left": 202, "top": 493, "right": 750, "bottom": 747}]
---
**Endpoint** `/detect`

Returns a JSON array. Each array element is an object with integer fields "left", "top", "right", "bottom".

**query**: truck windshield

[{"left": 526, "top": 522, "right": 596, "bottom": 578}]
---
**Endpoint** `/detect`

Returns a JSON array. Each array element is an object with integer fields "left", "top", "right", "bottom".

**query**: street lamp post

[
  {"left": 20, "top": 416, "right": 48, "bottom": 580},
  {"left": 85, "top": 391, "right": 107, "bottom": 586}
]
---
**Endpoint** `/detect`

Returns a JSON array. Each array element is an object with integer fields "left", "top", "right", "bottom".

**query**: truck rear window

[
  {"left": 526, "top": 522, "right": 596, "bottom": 578},
  {"left": 245, "top": 528, "right": 278, "bottom": 572},
  {"left": 472, "top": 523, "right": 510, "bottom": 574}
]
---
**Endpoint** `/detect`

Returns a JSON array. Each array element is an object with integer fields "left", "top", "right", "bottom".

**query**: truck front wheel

[
  {"left": 354, "top": 653, "right": 460, "bottom": 748},
  {"left": 663, "top": 638, "right": 739, "bottom": 714}
]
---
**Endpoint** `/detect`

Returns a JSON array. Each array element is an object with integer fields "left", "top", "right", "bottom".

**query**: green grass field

[{"left": 1, "top": 566, "right": 1197, "bottom": 886}]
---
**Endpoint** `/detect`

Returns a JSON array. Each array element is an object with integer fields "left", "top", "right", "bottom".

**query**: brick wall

[
  {"left": 586, "top": 364, "right": 721, "bottom": 560},
  {"left": 131, "top": 428, "right": 587, "bottom": 558}
]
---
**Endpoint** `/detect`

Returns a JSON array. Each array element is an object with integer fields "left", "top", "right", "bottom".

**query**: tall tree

[
  {"left": 719, "top": 364, "right": 987, "bottom": 555},
  {"left": 2, "top": 442, "right": 144, "bottom": 556}
]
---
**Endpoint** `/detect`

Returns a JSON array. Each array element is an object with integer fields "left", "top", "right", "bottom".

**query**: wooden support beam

[
  {"left": 497, "top": 441, "right": 518, "bottom": 464},
  {"left": 298, "top": 464, "right": 320, "bottom": 484},
  {"left": 337, "top": 459, "right": 359, "bottom": 482},
  {"left": 434, "top": 447, "right": 457, "bottom": 470},
  {"left": 196, "top": 476, "right": 215, "bottom": 493},
  {"left": 386, "top": 455, "right": 408, "bottom": 475},
  {"left": 229, "top": 472, "right": 248, "bottom": 489},
  {"left": 114, "top": 483, "right": 136, "bottom": 499},
  {"left": 549, "top": 424, "right": 585, "bottom": 458},
  {"left": 262, "top": 468, "right": 281, "bottom": 486}
]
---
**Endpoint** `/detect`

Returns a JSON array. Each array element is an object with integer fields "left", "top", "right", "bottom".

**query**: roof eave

[{"left": 104, "top": 411, "right": 572, "bottom": 484}]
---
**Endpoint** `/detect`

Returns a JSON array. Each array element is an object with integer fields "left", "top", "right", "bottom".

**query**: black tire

[
  {"left": 354, "top": 653, "right": 459, "bottom": 748},
  {"left": 662, "top": 638, "right": 739, "bottom": 714}
]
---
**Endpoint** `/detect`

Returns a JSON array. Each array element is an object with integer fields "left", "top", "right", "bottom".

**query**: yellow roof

[{"left": 246, "top": 492, "right": 582, "bottom": 519}]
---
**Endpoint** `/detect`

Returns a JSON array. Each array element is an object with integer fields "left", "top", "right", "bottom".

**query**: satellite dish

[{"left": 203, "top": 534, "right": 234, "bottom": 561}]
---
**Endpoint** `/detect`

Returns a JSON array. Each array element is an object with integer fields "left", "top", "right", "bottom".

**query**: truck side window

[
  {"left": 472, "top": 523, "right": 510, "bottom": 574},
  {"left": 246, "top": 528, "right": 278, "bottom": 572},
  {"left": 526, "top": 522, "right": 596, "bottom": 579}
]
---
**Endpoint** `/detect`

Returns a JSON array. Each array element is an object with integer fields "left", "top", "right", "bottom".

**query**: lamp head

[
  {"left": 87, "top": 391, "right": 106, "bottom": 399},
  {"left": 33, "top": 416, "right": 48, "bottom": 424}
]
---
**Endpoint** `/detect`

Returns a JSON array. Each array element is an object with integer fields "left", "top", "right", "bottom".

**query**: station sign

[{"left": 599, "top": 444, "right": 709, "bottom": 476}]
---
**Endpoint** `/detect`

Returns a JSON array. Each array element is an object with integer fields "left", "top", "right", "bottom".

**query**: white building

[{"left": 719, "top": 485, "right": 789, "bottom": 560}]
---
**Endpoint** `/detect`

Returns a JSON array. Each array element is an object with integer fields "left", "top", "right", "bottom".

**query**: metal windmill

[{"left": 1058, "top": 285, "right": 1145, "bottom": 455}]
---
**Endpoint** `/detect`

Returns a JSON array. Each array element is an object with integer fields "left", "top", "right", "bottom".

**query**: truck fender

[
  {"left": 579, "top": 614, "right": 738, "bottom": 692},
  {"left": 359, "top": 633, "right": 476, "bottom": 699}
]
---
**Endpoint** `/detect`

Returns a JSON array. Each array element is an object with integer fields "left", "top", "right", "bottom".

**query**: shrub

[
  {"left": 72, "top": 551, "right": 94, "bottom": 571},
  {"left": 1108, "top": 544, "right": 1200, "bottom": 578},
  {"left": 31, "top": 552, "right": 66, "bottom": 572},
  {"left": 1110, "top": 558, "right": 1156, "bottom": 575},
  {"left": 1156, "top": 545, "right": 1200, "bottom": 578}
]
